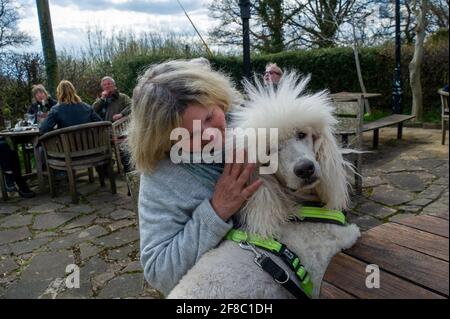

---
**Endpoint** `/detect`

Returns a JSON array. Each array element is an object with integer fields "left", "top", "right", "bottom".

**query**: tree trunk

[
  {"left": 409, "top": 0, "right": 427, "bottom": 122},
  {"left": 36, "top": 0, "right": 58, "bottom": 97}
]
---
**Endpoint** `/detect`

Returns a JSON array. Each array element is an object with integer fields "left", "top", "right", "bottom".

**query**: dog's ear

[{"left": 314, "top": 130, "right": 350, "bottom": 211}]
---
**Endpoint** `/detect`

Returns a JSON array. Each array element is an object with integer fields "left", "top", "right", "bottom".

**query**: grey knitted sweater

[{"left": 138, "top": 159, "right": 234, "bottom": 296}]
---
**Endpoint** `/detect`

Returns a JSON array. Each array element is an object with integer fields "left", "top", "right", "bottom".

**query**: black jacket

[{"left": 28, "top": 97, "right": 58, "bottom": 115}]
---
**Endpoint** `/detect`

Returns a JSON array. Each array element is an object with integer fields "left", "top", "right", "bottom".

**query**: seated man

[
  {"left": 0, "top": 137, "right": 35, "bottom": 198},
  {"left": 93, "top": 76, "right": 132, "bottom": 174},
  {"left": 92, "top": 76, "right": 131, "bottom": 122}
]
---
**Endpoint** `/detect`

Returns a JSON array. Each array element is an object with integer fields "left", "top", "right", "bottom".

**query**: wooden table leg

[{"left": 373, "top": 129, "right": 379, "bottom": 149}]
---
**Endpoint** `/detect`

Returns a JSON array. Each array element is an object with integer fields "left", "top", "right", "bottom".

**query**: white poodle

[{"left": 168, "top": 73, "right": 361, "bottom": 299}]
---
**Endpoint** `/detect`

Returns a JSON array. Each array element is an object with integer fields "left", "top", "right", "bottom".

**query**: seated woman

[
  {"left": 127, "top": 59, "right": 263, "bottom": 297},
  {"left": 39, "top": 80, "right": 101, "bottom": 134},
  {"left": 28, "top": 84, "right": 57, "bottom": 123}
]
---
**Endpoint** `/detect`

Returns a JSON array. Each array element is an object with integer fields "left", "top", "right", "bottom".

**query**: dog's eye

[{"left": 296, "top": 132, "right": 306, "bottom": 140}]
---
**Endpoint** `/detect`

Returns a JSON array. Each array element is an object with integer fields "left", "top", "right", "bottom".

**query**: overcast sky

[{"left": 17, "top": 0, "right": 216, "bottom": 53}]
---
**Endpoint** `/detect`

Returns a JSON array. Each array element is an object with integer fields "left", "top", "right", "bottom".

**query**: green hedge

[{"left": 110, "top": 42, "right": 449, "bottom": 116}]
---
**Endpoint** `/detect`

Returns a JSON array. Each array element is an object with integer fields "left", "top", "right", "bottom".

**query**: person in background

[
  {"left": 263, "top": 62, "right": 283, "bottom": 86},
  {"left": 93, "top": 76, "right": 133, "bottom": 175},
  {"left": 28, "top": 84, "right": 57, "bottom": 123},
  {"left": 39, "top": 80, "right": 101, "bottom": 134},
  {"left": 92, "top": 76, "right": 131, "bottom": 122},
  {"left": 0, "top": 137, "right": 35, "bottom": 198}
]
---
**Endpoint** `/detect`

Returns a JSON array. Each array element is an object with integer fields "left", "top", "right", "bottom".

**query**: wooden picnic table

[
  {"left": 320, "top": 212, "right": 449, "bottom": 299},
  {"left": 0, "top": 128, "right": 45, "bottom": 193},
  {"left": 330, "top": 92, "right": 382, "bottom": 100}
]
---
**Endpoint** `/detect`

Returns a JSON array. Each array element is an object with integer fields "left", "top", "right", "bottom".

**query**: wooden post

[{"left": 36, "top": 0, "right": 58, "bottom": 97}]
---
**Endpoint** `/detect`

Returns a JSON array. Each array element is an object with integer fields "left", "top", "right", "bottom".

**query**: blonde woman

[
  {"left": 39, "top": 80, "right": 101, "bottom": 134},
  {"left": 128, "top": 59, "right": 263, "bottom": 297}
]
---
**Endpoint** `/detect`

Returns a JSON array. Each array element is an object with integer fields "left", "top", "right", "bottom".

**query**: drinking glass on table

[
  {"left": 25, "top": 113, "right": 35, "bottom": 126},
  {"left": 4, "top": 120, "right": 12, "bottom": 130}
]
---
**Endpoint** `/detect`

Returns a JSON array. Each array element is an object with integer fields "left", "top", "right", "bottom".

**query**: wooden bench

[
  {"left": 363, "top": 114, "right": 416, "bottom": 149},
  {"left": 320, "top": 212, "right": 449, "bottom": 299}
]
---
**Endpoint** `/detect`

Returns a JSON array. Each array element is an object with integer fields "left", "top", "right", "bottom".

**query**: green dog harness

[{"left": 226, "top": 206, "right": 347, "bottom": 299}]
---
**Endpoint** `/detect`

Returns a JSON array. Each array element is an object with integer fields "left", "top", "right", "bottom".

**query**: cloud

[
  {"left": 15, "top": 0, "right": 216, "bottom": 53},
  {"left": 48, "top": 0, "right": 205, "bottom": 15}
]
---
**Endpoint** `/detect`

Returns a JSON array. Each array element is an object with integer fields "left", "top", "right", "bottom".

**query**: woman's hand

[{"left": 211, "top": 162, "right": 263, "bottom": 221}]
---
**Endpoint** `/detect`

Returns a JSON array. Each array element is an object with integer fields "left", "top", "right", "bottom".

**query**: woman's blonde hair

[
  {"left": 128, "top": 58, "right": 242, "bottom": 173},
  {"left": 31, "top": 84, "right": 49, "bottom": 100},
  {"left": 56, "top": 80, "right": 82, "bottom": 104}
]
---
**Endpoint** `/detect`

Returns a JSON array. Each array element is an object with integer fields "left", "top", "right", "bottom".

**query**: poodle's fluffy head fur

[{"left": 230, "top": 72, "right": 352, "bottom": 238}]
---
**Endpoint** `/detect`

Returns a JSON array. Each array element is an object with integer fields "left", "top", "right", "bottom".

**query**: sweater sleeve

[{"left": 138, "top": 173, "right": 233, "bottom": 296}]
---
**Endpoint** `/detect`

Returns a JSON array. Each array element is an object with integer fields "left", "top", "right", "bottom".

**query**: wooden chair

[
  {"left": 438, "top": 89, "right": 449, "bottom": 145},
  {"left": 332, "top": 96, "right": 364, "bottom": 195},
  {"left": 39, "top": 121, "right": 116, "bottom": 204},
  {"left": 111, "top": 116, "right": 130, "bottom": 174}
]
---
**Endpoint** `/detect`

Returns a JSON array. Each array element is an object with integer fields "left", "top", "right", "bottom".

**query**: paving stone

[
  {"left": 34, "top": 231, "right": 59, "bottom": 239},
  {"left": 78, "top": 183, "right": 102, "bottom": 196},
  {"left": 79, "top": 243, "right": 104, "bottom": 261},
  {"left": 4, "top": 251, "right": 74, "bottom": 298},
  {"left": 33, "top": 212, "right": 79, "bottom": 230},
  {"left": 28, "top": 202, "right": 65, "bottom": 214},
  {"left": 389, "top": 213, "right": 418, "bottom": 222},
  {"left": 107, "top": 244, "right": 136, "bottom": 261},
  {"left": 0, "top": 227, "right": 32, "bottom": 245},
  {"left": 418, "top": 185, "right": 447, "bottom": 200},
  {"left": 94, "top": 227, "right": 139, "bottom": 248},
  {"left": 347, "top": 213, "right": 382, "bottom": 231},
  {"left": 0, "top": 257, "right": 18, "bottom": 275},
  {"left": 7, "top": 237, "right": 52, "bottom": 256},
  {"left": 362, "top": 176, "right": 386, "bottom": 188},
  {"left": 398, "top": 205, "right": 423, "bottom": 213},
  {"left": 80, "top": 256, "right": 108, "bottom": 283},
  {"left": 422, "top": 200, "right": 449, "bottom": 216},
  {"left": 385, "top": 173, "right": 425, "bottom": 192},
  {"left": 107, "top": 220, "right": 135, "bottom": 232},
  {"left": 97, "top": 273, "right": 143, "bottom": 299},
  {"left": 407, "top": 198, "right": 434, "bottom": 207},
  {"left": 50, "top": 195, "right": 74, "bottom": 205},
  {"left": 356, "top": 201, "right": 397, "bottom": 219},
  {"left": 0, "top": 205, "right": 21, "bottom": 215},
  {"left": 370, "top": 185, "right": 415, "bottom": 206},
  {"left": 0, "top": 214, "right": 33, "bottom": 228},
  {"left": 432, "top": 163, "right": 449, "bottom": 178},
  {"left": 0, "top": 244, "right": 10, "bottom": 256},
  {"left": 121, "top": 261, "right": 142, "bottom": 273},
  {"left": 48, "top": 225, "right": 108, "bottom": 250},
  {"left": 60, "top": 204, "right": 96, "bottom": 215},
  {"left": 55, "top": 282, "right": 93, "bottom": 299},
  {"left": 110, "top": 209, "right": 134, "bottom": 221},
  {"left": 95, "top": 207, "right": 116, "bottom": 218},
  {"left": 62, "top": 214, "right": 97, "bottom": 230}
]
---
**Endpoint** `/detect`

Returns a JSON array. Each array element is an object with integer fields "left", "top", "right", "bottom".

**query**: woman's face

[
  {"left": 181, "top": 103, "right": 226, "bottom": 152},
  {"left": 35, "top": 91, "right": 47, "bottom": 103}
]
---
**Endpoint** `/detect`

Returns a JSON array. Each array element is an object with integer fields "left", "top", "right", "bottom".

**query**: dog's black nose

[{"left": 294, "top": 160, "right": 315, "bottom": 178}]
